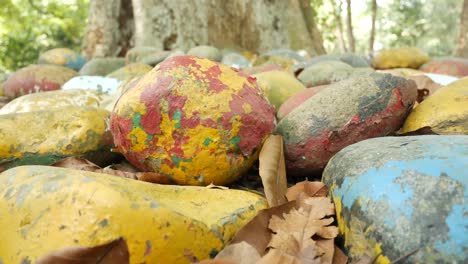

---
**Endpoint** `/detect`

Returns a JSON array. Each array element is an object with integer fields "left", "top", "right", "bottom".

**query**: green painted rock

[
  {"left": 107, "top": 63, "right": 152, "bottom": 81},
  {"left": 187, "top": 45, "right": 222, "bottom": 61},
  {"left": 0, "top": 89, "right": 102, "bottom": 114},
  {"left": 0, "top": 107, "right": 114, "bottom": 172},
  {"left": 125, "top": 46, "right": 160, "bottom": 64},
  {"left": 79, "top": 57, "right": 126, "bottom": 76},
  {"left": 323, "top": 135, "right": 468, "bottom": 263},
  {"left": 276, "top": 73, "right": 417, "bottom": 176},
  {"left": 221, "top": 52, "right": 250, "bottom": 69},
  {"left": 372, "top": 47, "right": 430, "bottom": 69},
  {"left": 38, "top": 48, "right": 86, "bottom": 71},
  {"left": 141, "top": 50, "right": 172, "bottom": 66},
  {"left": 276, "top": 85, "right": 329, "bottom": 120},
  {"left": 297, "top": 61, "right": 354, "bottom": 87},
  {"left": 4, "top": 65, "right": 78, "bottom": 99},
  {"left": 419, "top": 57, "right": 468, "bottom": 77},
  {"left": 253, "top": 70, "right": 306, "bottom": 109}
]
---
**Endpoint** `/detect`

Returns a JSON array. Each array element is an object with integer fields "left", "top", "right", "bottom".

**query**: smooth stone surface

[
  {"left": 297, "top": 60, "right": 354, "bottom": 87},
  {"left": 106, "top": 63, "right": 152, "bottom": 81},
  {"left": 372, "top": 47, "right": 430, "bottom": 69},
  {"left": 221, "top": 52, "right": 250, "bottom": 69},
  {"left": 277, "top": 85, "right": 329, "bottom": 120},
  {"left": 187, "top": 45, "right": 222, "bottom": 61},
  {"left": 38, "top": 48, "right": 86, "bottom": 71},
  {"left": 125, "top": 46, "right": 160, "bottom": 64},
  {"left": 79, "top": 57, "right": 126, "bottom": 76},
  {"left": 419, "top": 57, "right": 468, "bottom": 77}
]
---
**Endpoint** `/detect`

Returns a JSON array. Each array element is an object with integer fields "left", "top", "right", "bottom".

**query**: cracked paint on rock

[{"left": 111, "top": 56, "right": 275, "bottom": 185}]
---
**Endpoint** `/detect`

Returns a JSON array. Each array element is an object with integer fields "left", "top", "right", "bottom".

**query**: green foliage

[{"left": 0, "top": 0, "right": 89, "bottom": 71}]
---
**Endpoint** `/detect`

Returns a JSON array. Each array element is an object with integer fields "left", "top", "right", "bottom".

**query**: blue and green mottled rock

[
  {"left": 323, "top": 135, "right": 468, "bottom": 263},
  {"left": 38, "top": 48, "right": 86, "bottom": 71}
]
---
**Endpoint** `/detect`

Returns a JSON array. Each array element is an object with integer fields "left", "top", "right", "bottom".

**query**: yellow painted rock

[
  {"left": 378, "top": 67, "right": 425, "bottom": 77},
  {"left": 0, "top": 165, "right": 267, "bottom": 263},
  {"left": 0, "top": 89, "right": 102, "bottom": 114},
  {"left": 0, "top": 107, "right": 113, "bottom": 171},
  {"left": 111, "top": 56, "right": 275, "bottom": 186},
  {"left": 38, "top": 48, "right": 86, "bottom": 71},
  {"left": 401, "top": 77, "right": 468, "bottom": 134},
  {"left": 253, "top": 70, "right": 306, "bottom": 109},
  {"left": 372, "top": 47, "right": 430, "bottom": 69},
  {"left": 106, "top": 63, "right": 152, "bottom": 81}
]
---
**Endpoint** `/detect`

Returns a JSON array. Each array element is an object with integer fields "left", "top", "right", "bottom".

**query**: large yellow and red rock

[{"left": 111, "top": 56, "right": 275, "bottom": 186}]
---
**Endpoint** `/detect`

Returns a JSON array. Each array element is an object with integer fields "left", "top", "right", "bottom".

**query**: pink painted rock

[
  {"left": 4, "top": 64, "right": 78, "bottom": 99},
  {"left": 276, "top": 73, "right": 417, "bottom": 176},
  {"left": 419, "top": 57, "right": 468, "bottom": 77},
  {"left": 276, "top": 85, "right": 329, "bottom": 120}
]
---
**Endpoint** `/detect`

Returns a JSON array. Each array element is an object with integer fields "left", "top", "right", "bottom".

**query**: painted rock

[
  {"left": 0, "top": 72, "right": 8, "bottom": 96},
  {"left": 253, "top": 55, "right": 296, "bottom": 72},
  {"left": 0, "top": 89, "right": 102, "bottom": 114},
  {"left": 241, "top": 64, "right": 283, "bottom": 76},
  {"left": 276, "top": 73, "right": 417, "bottom": 176},
  {"left": 292, "top": 53, "right": 370, "bottom": 74},
  {"left": 0, "top": 165, "right": 267, "bottom": 264},
  {"left": 141, "top": 50, "right": 172, "bottom": 66},
  {"left": 263, "top": 49, "right": 305, "bottom": 62},
  {"left": 253, "top": 70, "right": 306, "bottom": 109},
  {"left": 63, "top": 76, "right": 121, "bottom": 94},
  {"left": 38, "top": 48, "right": 86, "bottom": 71},
  {"left": 401, "top": 77, "right": 468, "bottom": 134},
  {"left": 420, "top": 57, "right": 468, "bottom": 77},
  {"left": 125, "top": 46, "right": 160, "bottom": 64},
  {"left": 107, "top": 63, "right": 152, "bottom": 81},
  {"left": 277, "top": 85, "right": 329, "bottom": 120},
  {"left": 111, "top": 56, "right": 275, "bottom": 186},
  {"left": 221, "top": 52, "right": 250, "bottom": 69},
  {"left": 4, "top": 64, "right": 78, "bottom": 99},
  {"left": 297, "top": 60, "right": 355, "bottom": 87},
  {"left": 339, "top": 53, "right": 371, "bottom": 67},
  {"left": 322, "top": 135, "right": 468, "bottom": 263},
  {"left": 79, "top": 57, "right": 126, "bottom": 76},
  {"left": 372, "top": 47, "right": 430, "bottom": 69},
  {"left": 187, "top": 45, "right": 222, "bottom": 61},
  {"left": 0, "top": 107, "right": 113, "bottom": 172},
  {"left": 378, "top": 67, "right": 426, "bottom": 77}
]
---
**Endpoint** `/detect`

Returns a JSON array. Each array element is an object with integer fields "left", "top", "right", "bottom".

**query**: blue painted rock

[
  {"left": 38, "top": 48, "right": 86, "bottom": 71},
  {"left": 106, "top": 63, "right": 152, "bottom": 81},
  {"left": 79, "top": 57, "right": 125, "bottom": 76},
  {"left": 276, "top": 73, "right": 417, "bottom": 176},
  {"left": 4, "top": 64, "right": 78, "bottom": 99},
  {"left": 322, "top": 135, "right": 468, "bottom": 263},
  {"left": 0, "top": 107, "right": 114, "bottom": 172},
  {"left": 221, "top": 52, "right": 250, "bottom": 69},
  {"left": 420, "top": 57, "right": 468, "bottom": 77},
  {"left": 187, "top": 45, "right": 222, "bottom": 61},
  {"left": 125, "top": 46, "right": 160, "bottom": 64},
  {"left": 297, "top": 61, "right": 355, "bottom": 87},
  {"left": 0, "top": 89, "right": 102, "bottom": 114},
  {"left": 62, "top": 76, "right": 121, "bottom": 94}
]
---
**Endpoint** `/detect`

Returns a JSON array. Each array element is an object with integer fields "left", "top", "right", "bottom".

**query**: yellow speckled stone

[
  {"left": 401, "top": 77, "right": 468, "bottom": 134},
  {"left": 0, "top": 89, "right": 103, "bottom": 114},
  {"left": 372, "top": 48, "right": 430, "bottom": 69},
  {"left": 377, "top": 68, "right": 425, "bottom": 77},
  {"left": 0, "top": 165, "right": 267, "bottom": 264}
]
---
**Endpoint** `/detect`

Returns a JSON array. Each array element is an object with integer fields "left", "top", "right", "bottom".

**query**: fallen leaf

[
  {"left": 259, "top": 135, "right": 288, "bottom": 207},
  {"left": 214, "top": 241, "right": 260, "bottom": 264},
  {"left": 36, "top": 238, "right": 129, "bottom": 264},
  {"left": 391, "top": 126, "right": 439, "bottom": 136},
  {"left": 286, "top": 181, "right": 328, "bottom": 201},
  {"left": 266, "top": 196, "right": 338, "bottom": 264},
  {"left": 108, "top": 160, "right": 140, "bottom": 172},
  {"left": 206, "top": 183, "right": 230, "bottom": 190},
  {"left": 53, "top": 157, "right": 173, "bottom": 184},
  {"left": 407, "top": 75, "right": 441, "bottom": 102},
  {"left": 331, "top": 246, "right": 348, "bottom": 264}
]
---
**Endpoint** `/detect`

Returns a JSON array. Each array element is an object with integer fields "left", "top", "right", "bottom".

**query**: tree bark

[
  {"left": 131, "top": 0, "right": 325, "bottom": 56},
  {"left": 345, "top": 0, "right": 356, "bottom": 53},
  {"left": 81, "top": 0, "right": 134, "bottom": 60},
  {"left": 331, "top": 0, "right": 347, "bottom": 53},
  {"left": 455, "top": 0, "right": 468, "bottom": 58},
  {"left": 369, "top": 0, "right": 377, "bottom": 54}
]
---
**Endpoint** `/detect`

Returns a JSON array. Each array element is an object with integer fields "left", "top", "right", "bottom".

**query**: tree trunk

[
  {"left": 455, "top": 0, "right": 468, "bottom": 58},
  {"left": 331, "top": 0, "right": 347, "bottom": 53},
  {"left": 131, "top": 0, "right": 325, "bottom": 56},
  {"left": 81, "top": 0, "right": 134, "bottom": 60},
  {"left": 345, "top": 0, "right": 356, "bottom": 53},
  {"left": 369, "top": 0, "right": 377, "bottom": 54}
]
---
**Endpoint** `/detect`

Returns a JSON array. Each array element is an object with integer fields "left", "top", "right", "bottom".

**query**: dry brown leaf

[
  {"left": 286, "top": 181, "right": 328, "bottom": 201},
  {"left": 213, "top": 241, "right": 260, "bottom": 264},
  {"left": 392, "top": 126, "right": 439, "bottom": 137},
  {"left": 53, "top": 157, "right": 173, "bottom": 184},
  {"left": 407, "top": 75, "right": 441, "bottom": 102},
  {"left": 36, "top": 238, "right": 129, "bottom": 264},
  {"left": 265, "top": 196, "right": 338, "bottom": 264},
  {"left": 206, "top": 183, "right": 230, "bottom": 190},
  {"left": 259, "top": 135, "right": 288, "bottom": 207},
  {"left": 331, "top": 245, "right": 348, "bottom": 264}
]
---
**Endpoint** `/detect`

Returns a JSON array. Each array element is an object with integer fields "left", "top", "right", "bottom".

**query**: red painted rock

[
  {"left": 111, "top": 56, "right": 275, "bottom": 186},
  {"left": 4, "top": 64, "right": 78, "bottom": 99},
  {"left": 419, "top": 57, "right": 468, "bottom": 77},
  {"left": 277, "top": 85, "right": 329, "bottom": 120},
  {"left": 276, "top": 73, "right": 417, "bottom": 176}
]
